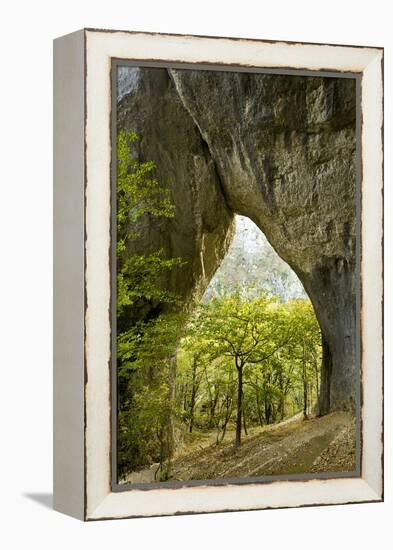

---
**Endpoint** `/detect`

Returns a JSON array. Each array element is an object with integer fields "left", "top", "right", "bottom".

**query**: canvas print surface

[{"left": 114, "top": 65, "right": 359, "bottom": 486}]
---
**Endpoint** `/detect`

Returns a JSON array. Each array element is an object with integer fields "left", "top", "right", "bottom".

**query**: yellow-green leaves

[{"left": 116, "top": 131, "right": 184, "bottom": 317}]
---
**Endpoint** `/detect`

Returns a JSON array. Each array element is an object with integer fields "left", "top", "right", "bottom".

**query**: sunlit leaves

[
  {"left": 117, "top": 131, "right": 175, "bottom": 234},
  {"left": 176, "top": 291, "right": 321, "bottom": 443},
  {"left": 116, "top": 131, "right": 184, "bottom": 317},
  {"left": 194, "top": 288, "right": 292, "bottom": 368},
  {"left": 116, "top": 131, "right": 185, "bottom": 477}
]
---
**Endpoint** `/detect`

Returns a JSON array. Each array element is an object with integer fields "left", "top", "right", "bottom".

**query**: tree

[
  {"left": 118, "top": 312, "right": 186, "bottom": 478},
  {"left": 176, "top": 342, "right": 206, "bottom": 433},
  {"left": 285, "top": 300, "right": 322, "bottom": 419},
  {"left": 195, "top": 290, "right": 292, "bottom": 447},
  {"left": 177, "top": 335, "right": 237, "bottom": 444},
  {"left": 116, "top": 130, "right": 183, "bottom": 320},
  {"left": 116, "top": 131, "right": 185, "bottom": 478}
]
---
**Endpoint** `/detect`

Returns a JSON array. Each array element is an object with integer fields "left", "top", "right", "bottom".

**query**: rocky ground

[
  {"left": 123, "top": 412, "right": 356, "bottom": 484},
  {"left": 311, "top": 415, "right": 356, "bottom": 473}
]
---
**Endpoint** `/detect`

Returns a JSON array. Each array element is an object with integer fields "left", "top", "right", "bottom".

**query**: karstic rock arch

[{"left": 117, "top": 66, "right": 357, "bottom": 414}]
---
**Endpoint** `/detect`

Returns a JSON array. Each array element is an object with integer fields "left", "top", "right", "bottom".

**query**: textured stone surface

[
  {"left": 117, "top": 68, "right": 234, "bottom": 316},
  {"left": 118, "top": 67, "right": 357, "bottom": 412}
]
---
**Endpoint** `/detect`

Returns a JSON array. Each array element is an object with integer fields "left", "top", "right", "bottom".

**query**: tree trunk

[
  {"left": 218, "top": 414, "right": 230, "bottom": 444},
  {"left": 242, "top": 393, "right": 248, "bottom": 436},
  {"left": 208, "top": 391, "right": 217, "bottom": 428},
  {"left": 183, "top": 383, "right": 188, "bottom": 413},
  {"left": 279, "top": 372, "right": 285, "bottom": 420},
  {"left": 164, "top": 356, "right": 177, "bottom": 464},
  {"left": 255, "top": 375, "right": 264, "bottom": 426},
  {"left": 223, "top": 392, "right": 232, "bottom": 439},
  {"left": 302, "top": 341, "right": 308, "bottom": 420},
  {"left": 318, "top": 334, "right": 333, "bottom": 415},
  {"left": 188, "top": 360, "right": 197, "bottom": 433},
  {"left": 303, "top": 376, "right": 308, "bottom": 419},
  {"left": 265, "top": 401, "right": 272, "bottom": 425},
  {"left": 280, "top": 399, "right": 284, "bottom": 420},
  {"left": 235, "top": 364, "right": 243, "bottom": 447},
  {"left": 189, "top": 401, "right": 195, "bottom": 433},
  {"left": 314, "top": 354, "right": 320, "bottom": 403}
]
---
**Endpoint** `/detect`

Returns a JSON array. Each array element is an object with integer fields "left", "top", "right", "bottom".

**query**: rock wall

[
  {"left": 118, "top": 67, "right": 357, "bottom": 413},
  {"left": 117, "top": 68, "right": 235, "bottom": 319}
]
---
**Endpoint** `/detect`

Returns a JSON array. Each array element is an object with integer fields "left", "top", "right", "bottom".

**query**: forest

[{"left": 116, "top": 130, "right": 353, "bottom": 484}]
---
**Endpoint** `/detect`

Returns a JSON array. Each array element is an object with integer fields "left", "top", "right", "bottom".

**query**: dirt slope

[{"left": 171, "top": 412, "right": 356, "bottom": 481}]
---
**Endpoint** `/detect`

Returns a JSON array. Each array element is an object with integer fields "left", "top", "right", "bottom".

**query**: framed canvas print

[{"left": 53, "top": 29, "right": 383, "bottom": 521}]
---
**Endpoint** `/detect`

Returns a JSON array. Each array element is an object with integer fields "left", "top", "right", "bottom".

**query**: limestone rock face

[
  {"left": 117, "top": 68, "right": 234, "bottom": 315},
  {"left": 118, "top": 67, "right": 357, "bottom": 412}
]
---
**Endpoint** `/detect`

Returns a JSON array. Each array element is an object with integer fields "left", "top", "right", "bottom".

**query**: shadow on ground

[{"left": 23, "top": 493, "right": 53, "bottom": 509}]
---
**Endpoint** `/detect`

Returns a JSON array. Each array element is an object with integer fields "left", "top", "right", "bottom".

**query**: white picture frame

[{"left": 53, "top": 28, "right": 383, "bottom": 521}]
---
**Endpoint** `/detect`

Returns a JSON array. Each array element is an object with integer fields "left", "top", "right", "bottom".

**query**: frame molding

[{"left": 53, "top": 28, "right": 383, "bottom": 521}]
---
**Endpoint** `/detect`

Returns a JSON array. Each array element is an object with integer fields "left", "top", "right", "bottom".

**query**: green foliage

[
  {"left": 118, "top": 313, "right": 186, "bottom": 380},
  {"left": 117, "top": 130, "right": 174, "bottom": 237},
  {"left": 117, "top": 251, "right": 184, "bottom": 316},
  {"left": 116, "top": 131, "right": 185, "bottom": 478},
  {"left": 185, "top": 290, "right": 294, "bottom": 445},
  {"left": 176, "top": 292, "right": 321, "bottom": 447},
  {"left": 196, "top": 289, "right": 292, "bottom": 368},
  {"left": 118, "top": 313, "right": 186, "bottom": 477},
  {"left": 116, "top": 131, "right": 183, "bottom": 318}
]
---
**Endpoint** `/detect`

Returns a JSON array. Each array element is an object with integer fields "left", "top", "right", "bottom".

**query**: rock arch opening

[{"left": 202, "top": 215, "right": 307, "bottom": 303}]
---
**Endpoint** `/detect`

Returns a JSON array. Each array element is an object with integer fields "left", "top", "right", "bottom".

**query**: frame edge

[{"left": 53, "top": 28, "right": 86, "bottom": 521}]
